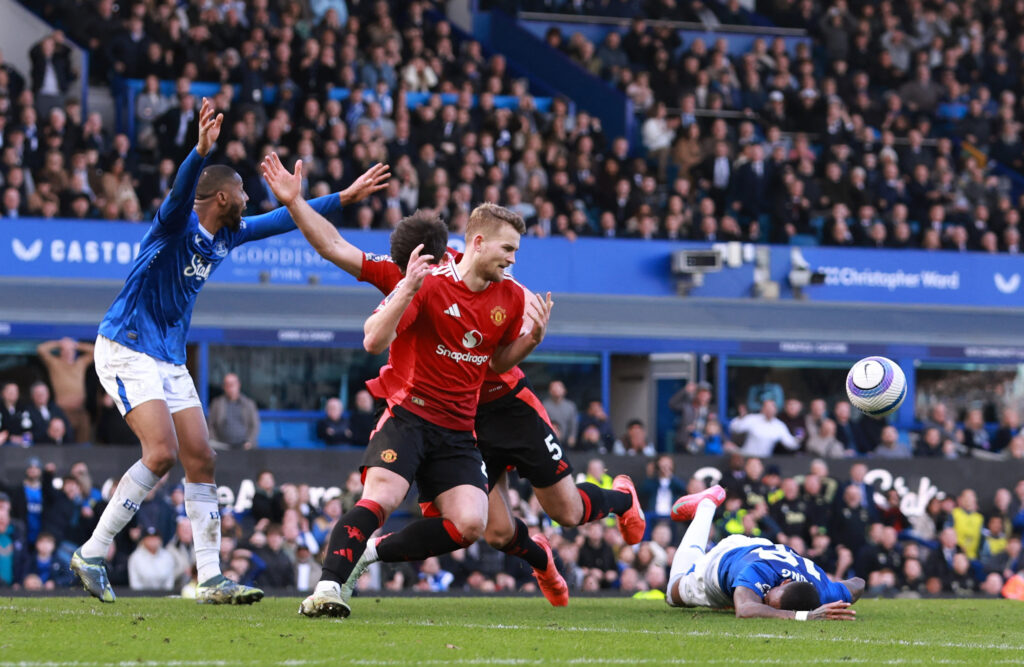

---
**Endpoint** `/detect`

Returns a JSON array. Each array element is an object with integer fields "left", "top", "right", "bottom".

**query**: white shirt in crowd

[{"left": 729, "top": 413, "right": 799, "bottom": 458}]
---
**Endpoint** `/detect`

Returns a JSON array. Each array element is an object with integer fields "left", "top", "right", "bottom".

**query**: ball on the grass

[{"left": 846, "top": 356, "right": 906, "bottom": 419}]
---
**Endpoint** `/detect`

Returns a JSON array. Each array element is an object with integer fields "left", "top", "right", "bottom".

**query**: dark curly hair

[{"left": 389, "top": 209, "right": 449, "bottom": 272}]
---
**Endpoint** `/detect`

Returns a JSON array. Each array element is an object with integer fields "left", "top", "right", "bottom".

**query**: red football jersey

[
  {"left": 359, "top": 251, "right": 527, "bottom": 404},
  {"left": 365, "top": 261, "right": 526, "bottom": 430}
]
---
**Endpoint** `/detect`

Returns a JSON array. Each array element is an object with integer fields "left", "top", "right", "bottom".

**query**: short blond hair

[{"left": 466, "top": 202, "right": 526, "bottom": 239}]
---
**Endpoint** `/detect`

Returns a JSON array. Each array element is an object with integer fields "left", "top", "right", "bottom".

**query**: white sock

[
  {"left": 185, "top": 483, "right": 222, "bottom": 584},
  {"left": 80, "top": 460, "right": 159, "bottom": 559},
  {"left": 668, "top": 498, "right": 718, "bottom": 586},
  {"left": 363, "top": 536, "right": 380, "bottom": 563},
  {"left": 315, "top": 579, "right": 340, "bottom": 595}
]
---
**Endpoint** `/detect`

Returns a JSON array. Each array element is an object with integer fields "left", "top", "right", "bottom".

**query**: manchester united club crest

[
  {"left": 381, "top": 449, "right": 398, "bottom": 463},
  {"left": 491, "top": 305, "right": 507, "bottom": 325}
]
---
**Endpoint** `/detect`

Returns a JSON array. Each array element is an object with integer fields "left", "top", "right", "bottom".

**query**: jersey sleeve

[
  {"left": 817, "top": 577, "right": 853, "bottom": 604},
  {"left": 154, "top": 149, "right": 208, "bottom": 235},
  {"left": 374, "top": 279, "right": 422, "bottom": 336},
  {"left": 359, "top": 253, "right": 404, "bottom": 294},
  {"left": 234, "top": 193, "right": 343, "bottom": 245}
]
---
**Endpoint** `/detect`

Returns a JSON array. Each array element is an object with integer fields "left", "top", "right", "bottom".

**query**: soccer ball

[{"left": 845, "top": 356, "right": 906, "bottom": 419}]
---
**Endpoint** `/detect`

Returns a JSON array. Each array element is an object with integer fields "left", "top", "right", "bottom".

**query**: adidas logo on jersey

[{"left": 444, "top": 304, "right": 462, "bottom": 318}]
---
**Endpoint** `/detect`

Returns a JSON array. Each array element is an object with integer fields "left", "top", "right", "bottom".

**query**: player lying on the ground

[
  {"left": 666, "top": 485, "right": 864, "bottom": 620},
  {"left": 69, "top": 100, "right": 389, "bottom": 605},
  {"left": 261, "top": 157, "right": 644, "bottom": 608}
]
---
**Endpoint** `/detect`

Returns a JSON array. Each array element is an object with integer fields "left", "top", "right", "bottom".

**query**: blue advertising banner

[
  {"left": 2, "top": 219, "right": 1023, "bottom": 306},
  {"left": 773, "top": 246, "right": 1024, "bottom": 307}
]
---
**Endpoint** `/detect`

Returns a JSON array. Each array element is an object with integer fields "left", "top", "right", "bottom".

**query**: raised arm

[
  {"left": 243, "top": 158, "right": 391, "bottom": 245},
  {"left": 260, "top": 154, "right": 388, "bottom": 275},
  {"left": 155, "top": 97, "right": 221, "bottom": 234},
  {"left": 733, "top": 587, "right": 856, "bottom": 621},
  {"left": 490, "top": 291, "right": 553, "bottom": 374},
  {"left": 36, "top": 340, "right": 59, "bottom": 358},
  {"left": 363, "top": 244, "right": 432, "bottom": 354}
]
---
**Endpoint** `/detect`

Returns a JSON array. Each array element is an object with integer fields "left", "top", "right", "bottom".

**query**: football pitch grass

[{"left": 2, "top": 596, "right": 1022, "bottom": 665}]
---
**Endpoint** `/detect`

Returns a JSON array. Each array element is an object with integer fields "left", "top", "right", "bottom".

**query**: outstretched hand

[
  {"left": 196, "top": 97, "right": 223, "bottom": 157},
  {"left": 261, "top": 152, "right": 303, "bottom": 206},
  {"left": 809, "top": 601, "right": 856, "bottom": 621},
  {"left": 340, "top": 163, "right": 391, "bottom": 206},
  {"left": 526, "top": 292, "right": 554, "bottom": 345}
]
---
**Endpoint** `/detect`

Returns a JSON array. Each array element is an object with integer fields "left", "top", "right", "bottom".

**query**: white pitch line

[{"left": 366, "top": 619, "right": 1024, "bottom": 652}]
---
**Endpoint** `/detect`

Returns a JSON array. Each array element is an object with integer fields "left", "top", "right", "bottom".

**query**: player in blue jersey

[
  {"left": 70, "top": 98, "right": 390, "bottom": 604},
  {"left": 666, "top": 485, "right": 864, "bottom": 620}
]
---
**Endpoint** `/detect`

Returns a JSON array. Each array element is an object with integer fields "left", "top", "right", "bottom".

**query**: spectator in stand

[
  {"left": 128, "top": 526, "right": 176, "bottom": 591},
  {"left": 872, "top": 425, "right": 913, "bottom": 459},
  {"left": 347, "top": 389, "right": 376, "bottom": 448},
  {"left": 29, "top": 32, "right": 75, "bottom": 116},
  {"left": 251, "top": 470, "right": 285, "bottom": 527},
  {"left": 542, "top": 380, "right": 578, "bottom": 451},
  {"left": 167, "top": 517, "right": 195, "bottom": 591},
  {"left": 0, "top": 492, "right": 26, "bottom": 588},
  {"left": 669, "top": 381, "right": 715, "bottom": 454},
  {"left": 831, "top": 484, "right": 871, "bottom": 557},
  {"left": 26, "top": 531, "right": 73, "bottom": 589},
  {"left": 26, "top": 382, "right": 73, "bottom": 445},
  {"left": 992, "top": 408, "right": 1020, "bottom": 455},
  {"left": 208, "top": 373, "right": 260, "bottom": 451},
  {"left": 924, "top": 527, "right": 963, "bottom": 594},
  {"left": 316, "top": 397, "right": 351, "bottom": 446},
  {"left": 36, "top": 338, "right": 94, "bottom": 443},
  {"left": 805, "top": 417, "right": 845, "bottom": 459},
  {"left": 577, "top": 400, "right": 615, "bottom": 453},
  {"left": 728, "top": 399, "right": 799, "bottom": 458},
  {"left": 613, "top": 419, "right": 656, "bottom": 457},
  {"left": 255, "top": 524, "right": 295, "bottom": 589},
  {"left": 0, "top": 382, "right": 30, "bottom": 446},
  {"left": 639, "top": 455, "right": 686, "bottom": 522},
  {"left": 952, "top": 489, "right": 984, "bottom": 560}
]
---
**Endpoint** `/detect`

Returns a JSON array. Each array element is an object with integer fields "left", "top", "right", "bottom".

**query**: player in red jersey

[
  {"left": 262, "top": 153, "right": 553, "bottom": 617},
  {"left": 262, "top": 157, "right": 644, "bottom": 608}
]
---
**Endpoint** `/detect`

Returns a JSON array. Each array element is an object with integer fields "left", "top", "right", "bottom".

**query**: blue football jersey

[
  {"left": 98, "top": 148, "right": 342, "bottom": 364},
  {"left": 717, "top": 543, "right": 852, "bottom": 604}
]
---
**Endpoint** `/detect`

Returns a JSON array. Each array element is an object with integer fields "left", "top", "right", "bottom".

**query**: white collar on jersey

[{"left": 197, "top": 221, "right": 215, "bottom": 241}]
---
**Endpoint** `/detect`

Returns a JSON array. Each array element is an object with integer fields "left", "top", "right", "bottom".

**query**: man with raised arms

[{"left": 69, "top": 100, "right": 388, "bottom": 604}]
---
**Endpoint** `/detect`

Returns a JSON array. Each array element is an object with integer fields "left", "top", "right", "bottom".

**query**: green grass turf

[{"left": 1, "top": 596, "right": 1022, "bottom": 665}]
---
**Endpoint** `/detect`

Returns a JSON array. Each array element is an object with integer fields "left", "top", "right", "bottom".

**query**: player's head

[
  {"left": 390, "top": 209, "right": 448, "bottom": 272},
  {"left": 465, "top": 203, "right": 526, "bottom": 283},
  {"left": 764, "top": 580, "right": 820, "bottom": 611},
  {"left": 195, "top": 164, "right": 247, "bottom": 230}
]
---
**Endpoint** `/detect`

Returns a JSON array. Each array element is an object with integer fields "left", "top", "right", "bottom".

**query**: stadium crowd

[
  {"left": 1, "top": 452, "right": 1022, "bottom": 600},
  {"left": 0, "top": 0, "right": 1021, "bottom": 251}
]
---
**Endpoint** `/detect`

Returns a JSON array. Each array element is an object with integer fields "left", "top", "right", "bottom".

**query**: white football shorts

[
  {"left": 673, "top": 534, "right": 774, "bottom": 608},
  {"left": 94, "top": 335, "right": 202, "bottom": 416}
]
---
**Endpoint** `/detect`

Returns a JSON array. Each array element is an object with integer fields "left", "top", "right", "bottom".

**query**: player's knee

[
  {"left": 454, "top": 515, "right": 486, "bottom": 544},
  {"left": 484, "top": 523, "right": 514, "bottom": 549},
  {"left": 547, "top": 506, "right": 582, "bottom": 527},
  {"left": 185, "top": 445, "right": 216, "bottom": 478},
  {"left": 143, "top": 446, "right": 178, "bottom": 475}
]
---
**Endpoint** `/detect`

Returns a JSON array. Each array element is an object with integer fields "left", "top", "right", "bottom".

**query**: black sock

[
  {"left": 321, "top": 499, "right": 384, "bottom": 585},
  {"left": 577, "top": 482, "right": 633, "bottom": 524},
  {"left": 376, "top": 517, "right": 472, "bottom": 562},
  {"left": 497, "top": 518, "right": 548, "bottom": 570}
]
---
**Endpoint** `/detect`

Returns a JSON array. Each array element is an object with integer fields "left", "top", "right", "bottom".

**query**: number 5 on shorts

[{"left": 545, "top": 434, "right": 562, "bottom": 461}]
